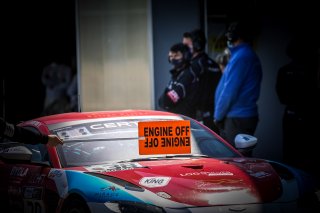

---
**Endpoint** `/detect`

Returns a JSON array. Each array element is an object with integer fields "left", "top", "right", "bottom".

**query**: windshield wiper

[
  {"left": 63, "top": 137, "right": 138, "bottom": 142},
  {"left": 164, "top": 154, "right": 209, "bottom": 158},
  {"left": 117, "top": 157, "right": 164, "bottom": 163},
  {"left": 118, "top": 154, "right": 210, "bottom": 163}
]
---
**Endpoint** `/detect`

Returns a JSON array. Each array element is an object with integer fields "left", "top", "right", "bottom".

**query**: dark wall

[
  {"left": 2, "top": 1, "right": 76, "bottom": 124},
  {"left": 152, "top": 0, "right": 201, "bottom": 109},
  {"left": 206, "top": 0, "right": 320, "bottom": 162}
]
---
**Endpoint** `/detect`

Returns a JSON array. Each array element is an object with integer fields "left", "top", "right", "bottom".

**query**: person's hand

[{"left": 47, "top": 135, "right": 64, "bottom": 147}]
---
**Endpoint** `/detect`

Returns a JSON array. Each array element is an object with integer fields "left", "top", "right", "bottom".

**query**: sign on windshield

[{"left": 138, "top": 120, "right": 191, "bottom": 155}]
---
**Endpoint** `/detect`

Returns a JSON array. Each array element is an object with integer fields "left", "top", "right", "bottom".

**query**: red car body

[{"left": 0, "top": 110, "right": 319, "bottom": 213}]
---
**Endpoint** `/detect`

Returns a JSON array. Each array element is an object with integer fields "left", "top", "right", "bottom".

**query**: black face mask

[{"left": 170, "top": 59, "right": 185, "bottom": 69}]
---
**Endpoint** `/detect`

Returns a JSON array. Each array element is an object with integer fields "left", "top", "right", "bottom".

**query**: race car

[{"left": 0, "top": 110, "right": 319, "bottom": 213}]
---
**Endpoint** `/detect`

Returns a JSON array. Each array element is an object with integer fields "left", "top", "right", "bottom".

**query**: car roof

[{"left": 29, "top": 110, "right": 178, "bottom": 125}]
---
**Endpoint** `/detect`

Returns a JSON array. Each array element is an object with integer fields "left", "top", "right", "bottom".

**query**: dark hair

[
  {"left": 225, "top": 20, "right": 259, "bottom": 43},
  {"left": 170, "top": 43, "right": 191, "bottom": 61},
  {"left": 183, "top": 32, "right": 191, "bottom": 38},
  {"left": 170, "top": 43, "right": 188, "bottom": 52},
  {"left": 189, "top": 29, "right": 206, "bottom": 52}
]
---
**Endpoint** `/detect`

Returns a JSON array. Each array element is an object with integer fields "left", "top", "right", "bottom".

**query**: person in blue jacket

[{"left": 214, "top": 20, "right": 262, "bottom": 155}]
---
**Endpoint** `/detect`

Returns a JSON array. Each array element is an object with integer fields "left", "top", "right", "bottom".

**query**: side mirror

[
  {"left": 234, "top": 134, "right": 257, "bottom": 149},
  {"left": 0, "top": 146, "right": 32, "bottom": 161}
]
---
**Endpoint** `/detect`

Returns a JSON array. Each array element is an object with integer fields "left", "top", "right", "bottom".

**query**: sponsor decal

[
  {"left": 57, "top": 127, "right": 91, "bottom": 139},
  {"left": 138, "top": 120, "right": 191, "bottom": 155},
  {"left": 94, "top": 192, "right": 119, "bottom": 199},
  {"left": 24, "top": 187, "right": 33, "bottom": 199},
  {"left": 180, "top": 171, "right": 233, "bottom": 177},
  {"left": 107, "top": 186, "right": 118, "bottom": 192},
  {"left": 100, "top": 186, "right": 119, "bottom": 192},
  {"left": 48, "top": 169, "right": 63, "bottom": 178},
  {"left": 156, "top": 192, "right": 172, "bottom": 199},
  {"left": 94, "top": 187, "right": 120, "bottom": 199},
  {"left": 85, "top": 162, "right": 144, "bottom": 172},
  {"left": 207, "top": 179, "right": 243, "bottom": 184},
  {"left": 139, "top": 177, "right": 171, "bottom": 188},
  {"left": 54, "top": 120, "right": 140, "bottom": 139},
  {"left": 167, "top": 90, "right": 180, "bottom": 103},
  {"left": 10, "top": 167, "right": 29, "bottom": 177},
  {"left": 90, "top": 121, "right": 138, "bottom": 130},
  {"left": 48, "top": 169, "right": 68, "bottom": 197},
  {"left": 23, "top": 187, "right": 43, "bottom": 200},
  {"left": 208, "top": 171, "right": 234, "bottom": 176},
  {"left": 195, "top": 179, "right": 244, "bottom": 188},
  {"left": 28, "top": 174, "right": 45, "bottom": 184}
]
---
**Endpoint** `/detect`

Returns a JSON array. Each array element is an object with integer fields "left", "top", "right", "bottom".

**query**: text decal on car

[{"left": 138, "top": 120, "right": 191, "bottom": 155}]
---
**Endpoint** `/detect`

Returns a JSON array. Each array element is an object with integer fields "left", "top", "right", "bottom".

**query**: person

[
  {"left": 214, "top": 21, "right": 262, "bottom": 156},
  {"left": 182, "top": 32, "right": 192, "bottom": 47},
  {"left": 0, "top": 117, "right": 63, "bottom": 147},
  {"left": 183, "top": 29, "right": 222, "bottom": 132},
  {"left": 276, "top": 36, "right": 319, "bottom": 172},
  {"left": 67, "top": 74, "right": 79, "bottom": 112},
  {"left": 158, "top": 43, "right": 198, "bottom": 119},
  {"left": 215, "top": 48, "right": 231, "bottom": 73},
  {"left": 41, "top": 62, "right": 72, "bottom": 115}
]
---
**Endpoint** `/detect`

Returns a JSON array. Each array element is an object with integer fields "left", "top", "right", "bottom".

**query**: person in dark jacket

[
  {"left": 158, "top": 43, "right": 199, "bottom": 119},
  {"left": 183, "top": 29, "right": 222, "bottom": 132},
  {"left": 1, "top": 117, "right": 63, "bottom": 146},
  {"left": 276, "top": 36, "right": 319, "bottom": 172}
]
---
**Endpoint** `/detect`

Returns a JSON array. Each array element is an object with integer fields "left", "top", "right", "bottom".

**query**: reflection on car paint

[
  {"left": 180, "top": 171, "right": 234, "bottom": 177},
  {"left": 85, "top": 162, "right": 144, "bottom": 172}
]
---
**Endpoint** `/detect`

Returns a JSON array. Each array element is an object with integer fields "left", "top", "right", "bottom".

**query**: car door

[{"left": 1, "top": 142, "right": 55, "bottom": 213}]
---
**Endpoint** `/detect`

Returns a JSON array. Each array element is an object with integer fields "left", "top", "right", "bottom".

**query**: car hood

[{"left": 86, "top": 157, "right": 282, "bottom": 206}]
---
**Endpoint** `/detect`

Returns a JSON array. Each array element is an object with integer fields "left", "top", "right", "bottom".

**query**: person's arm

[
  {"left": 1, "top": 118, "right": 63, "bottom": 147},
  {"left": 214, "top": 58, "right": 248, "bottom": 121},
  {"left": 158, "top": 88, "right": 174, "bottom": 110}
]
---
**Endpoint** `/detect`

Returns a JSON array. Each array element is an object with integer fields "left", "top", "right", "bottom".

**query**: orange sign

[{"left": 138, "top": 120, "right": 191, "bottom": 155}]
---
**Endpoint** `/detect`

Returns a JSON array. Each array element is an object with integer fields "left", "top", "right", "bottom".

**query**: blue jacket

[{"left": 214, "top": 43, "right": 262, "bottom": 121}]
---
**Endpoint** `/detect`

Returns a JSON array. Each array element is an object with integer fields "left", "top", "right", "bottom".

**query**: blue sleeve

[{"left": 214, "top": 58, "right": 248, "bottom": 121}]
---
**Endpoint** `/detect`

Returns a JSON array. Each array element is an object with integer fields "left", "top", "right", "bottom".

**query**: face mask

[
  {"left": 170, "top": 59, "right": 185, "bottom": 69},
  {"left": 227, "top": 40, "right": 234, "bottom": 48}
]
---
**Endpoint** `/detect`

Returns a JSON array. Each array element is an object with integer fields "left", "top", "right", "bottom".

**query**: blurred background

[{"left": 1, "top": 0, "right": 319, "bottom": 163}]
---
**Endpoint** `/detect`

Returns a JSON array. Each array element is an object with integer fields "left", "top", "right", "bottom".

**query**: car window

[
  {"left": 24, "top": 144, "right": 48, "bottom": 162},
  {"left": 53, "top": 117, "right": 239, "bottom": 167},
  {"left": 0, "top": 141, "right": 47, "bottom": 163},
  {"left": 21, "top": 127, "right": 50, "bottom": 164}
]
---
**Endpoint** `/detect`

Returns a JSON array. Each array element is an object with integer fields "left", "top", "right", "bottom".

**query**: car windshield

[{"left": 51, "top": 116, "right": 239, "bottom": 167}]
